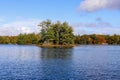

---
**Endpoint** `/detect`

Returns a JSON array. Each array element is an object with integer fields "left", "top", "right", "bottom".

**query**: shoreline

[
  {"left": 0, "top": 44, "right": 120, "bottom": 48},
  {"left": 37, "top": 44, "right": 75, "bottom": 48}
]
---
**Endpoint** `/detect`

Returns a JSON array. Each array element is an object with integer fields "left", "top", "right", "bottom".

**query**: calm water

[{"left": 0, "top": 45, "right": 120, "bottom": 80}]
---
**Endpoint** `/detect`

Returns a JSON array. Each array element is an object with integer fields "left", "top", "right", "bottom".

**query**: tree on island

[
  {"left": 38, "top": 20, "right": 74, "bottom": 46},
  {"left": 0, "top": 20, "right": 120, "bottom": 46}
]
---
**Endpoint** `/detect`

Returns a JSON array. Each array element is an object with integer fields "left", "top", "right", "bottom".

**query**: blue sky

[{"left": 0, "top": 0, "right": 120, "bottom": 35}]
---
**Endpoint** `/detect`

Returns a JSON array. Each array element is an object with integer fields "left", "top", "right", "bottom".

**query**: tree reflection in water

[
  {"left": 39, "top": 48, "right": 74, "bottom": 79},
  {"left": 40, "top": 48, "right": 73, "bottom": 59}
]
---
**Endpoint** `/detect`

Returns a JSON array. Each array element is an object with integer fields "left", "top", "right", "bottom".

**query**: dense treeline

[
  {"left": 0, "top": 34, "right": 120, "bottom": 45},
  {"left": 0, "top": 20, "right": 120, "bottom": 46},
  {"left": 0, "top": 33, "right": 40, "bottom": 45},
  {"left": 75, "top": 34, "right": 120, "bottom": 45}
]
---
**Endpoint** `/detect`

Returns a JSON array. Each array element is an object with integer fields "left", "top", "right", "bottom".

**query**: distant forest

[
  {"left": 0, "top": 33, "right": 120, "bottom": 45},
  {"left": 0, "top": 20, "right": 120, "bottom": 46}
]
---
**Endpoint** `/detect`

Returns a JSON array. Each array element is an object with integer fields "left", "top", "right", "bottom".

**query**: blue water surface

[{"left": 0, "top": 45, "right": 120, "bottom": 80}]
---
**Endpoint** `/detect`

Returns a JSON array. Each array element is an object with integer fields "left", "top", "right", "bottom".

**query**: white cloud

[
  {"left": 73, "top": 25, "right": 120, "bottom": 35},
  {"left": 72, "top": 18, "right": 120, "bottom": 35},
  {"left": 79, "top": 0, "right": 120, "bottom": 12},
  {"left": 0, "top": 19, "right": 41, "bottom": 36}
]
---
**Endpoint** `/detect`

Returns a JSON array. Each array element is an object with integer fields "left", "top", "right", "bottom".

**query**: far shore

[{"left": 0, "top": 44, "right": 120, "bottom": 48}]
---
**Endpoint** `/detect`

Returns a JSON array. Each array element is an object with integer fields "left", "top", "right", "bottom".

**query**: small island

[{"left": 0, "top": 20, "right": 120, "bottom": 47}]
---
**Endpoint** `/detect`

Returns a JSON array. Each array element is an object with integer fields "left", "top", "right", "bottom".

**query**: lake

[{"left": 0, "top": 45, "right": 120, "bottom": 80}]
